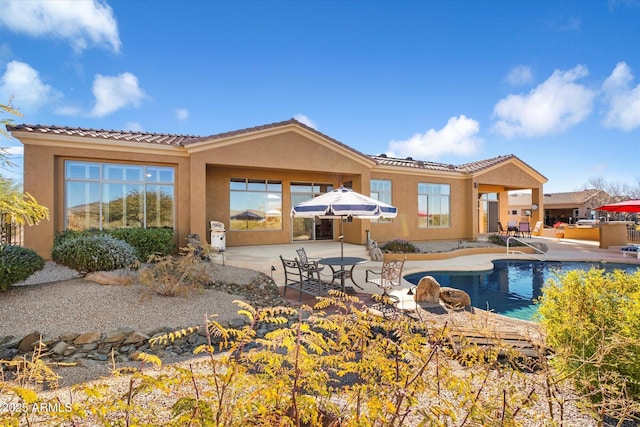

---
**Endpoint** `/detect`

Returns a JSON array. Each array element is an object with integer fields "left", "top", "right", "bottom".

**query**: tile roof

[
  {"left": 6, "top": 124, "right": 198, "bottom": 146},
  {"left": 370, "top": 153, "right": 528, "bottom": 175},
  {"left": 541, "top": 189, "right": 605, "bottom": 204},
  {"left": 183, "top": 118, "right": 371, "bottom": 160},
  {"left": 7, "top": 122, "right": 540, "bottom": 178}
]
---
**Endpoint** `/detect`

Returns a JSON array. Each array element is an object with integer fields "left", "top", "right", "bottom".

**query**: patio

[{"left": 222, "top": 236, "right": 640, "bottom": 305}]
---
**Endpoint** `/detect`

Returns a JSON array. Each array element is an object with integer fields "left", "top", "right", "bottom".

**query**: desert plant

[
  {"left": 1, "top": 293, "right": 598, "bottom": 426},
  {"left": 51, "top": 234, "right": 138, "bottom": 274},
  {"left": 54, "top": 227, "right": 175, "bottom": 261},
  {"left": 137, "top": 245, "right": 212, "bottom": 296},
  {"left": 537, "top": 267, "right": 640, "bottom": 422},
  {"left": 381, "top": 239, "right": 419, "bottom": 253},
  {"left": 107, "top": 227, "right": 175, "bottom": 261},
  {"left": 0, "top": 245, "right": 45, "bottom": 291}
]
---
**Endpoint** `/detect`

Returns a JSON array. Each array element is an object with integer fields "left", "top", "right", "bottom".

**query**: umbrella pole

[{"left": 340, "top": 217, "right": 344, "bottom": 260}]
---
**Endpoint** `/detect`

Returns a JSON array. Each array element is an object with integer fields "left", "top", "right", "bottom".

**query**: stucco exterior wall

[
  {"left": 13, "top": 122, "right": 547, "bottom": 257},
  {"left": 20, "top": 139, "right": 190, "bottom": 258},
  {"left": 192, "top": 130, "right": 373, "bottom": 246},
  {"left": 368, "top": 170, "right": 473, "bottom": 243}
]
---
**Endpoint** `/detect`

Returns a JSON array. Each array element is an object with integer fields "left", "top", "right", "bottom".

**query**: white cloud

[
  {"left": 601, "top": 62, "right": 640, "bottom": 131},
  {"left": 294, "top": 114, "right": 318, "bottom": 129},
  {"left": 387, "top": 115, "right": 482, "bottom": 159},
  {"left": 90, "top": 72, "right": 146, "bottom": 117},
  {"left": 0, "top": 0, "right": 121, "bottom": 53},
  {"left": 0, "top": 60, "right": 60, "bottom": 112},
  {"left": 175, "top": 108, "right": 189, "bottom": 121},
  {"left": 125, "top": 121, "right": 144, "bottom": 132},
  {"left": 491, "top": 65, "right": 595, "bottom": 138},
  {"left": 505, "top": 65, "right": 534, "bottom": 86}
]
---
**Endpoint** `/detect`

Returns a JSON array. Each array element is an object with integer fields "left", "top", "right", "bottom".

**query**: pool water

[{"left": 404, "top": 260, "right": 640, "bottom": 321}]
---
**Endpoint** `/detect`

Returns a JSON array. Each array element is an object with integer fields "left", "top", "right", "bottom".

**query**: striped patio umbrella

[{"left": 291, "top": 186, "right": 398, "bottom": 258}]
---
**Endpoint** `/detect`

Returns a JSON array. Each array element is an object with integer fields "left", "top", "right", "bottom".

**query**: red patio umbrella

[{"left": 595, "top": 199, "right": 640, "bottom": 213}]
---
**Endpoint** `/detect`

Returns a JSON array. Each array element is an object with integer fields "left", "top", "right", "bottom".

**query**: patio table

[{"left": 318, "top": 256, "right": 367, "bottom": 291}]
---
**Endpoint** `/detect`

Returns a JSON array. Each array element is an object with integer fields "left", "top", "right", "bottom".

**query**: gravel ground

[
  {"left": 2, "top": 253, "right": 605, "bottom": 426},
  {"left": 2, "top": 262, "right": 269, "bottom": 339}
]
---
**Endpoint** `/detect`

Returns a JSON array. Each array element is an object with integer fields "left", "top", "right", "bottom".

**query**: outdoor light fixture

[
  {"left": 407, "top": 286, "right": 416, "bottom": 296},
  {"left": 270, "top": 265, "right": 276, "bottom": 281}
]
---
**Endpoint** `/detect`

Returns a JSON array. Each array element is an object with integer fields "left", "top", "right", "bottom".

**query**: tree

[{"left": 1, "top": 101, "right": 49, "bottom": 225}]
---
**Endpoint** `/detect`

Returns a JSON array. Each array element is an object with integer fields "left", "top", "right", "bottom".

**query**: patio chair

[
  {"left": 366, "top": 257, "right": 406, "bottom": 296},
  {"left": 280, "top": 255, "right": 304, "bottom": 300},
  {"left": 497, "top": 221, "right": 510, "bottom": 237},
  {"left": 296, "top": 247, "right": 325, "bottom": 275},
  {"left": 518, "top": 222, "right": 532, "bottom": 238}
]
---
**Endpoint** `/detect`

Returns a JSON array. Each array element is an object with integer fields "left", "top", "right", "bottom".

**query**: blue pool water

[{"left": 404, "top": 260, "right": 640, "bottom": 321}]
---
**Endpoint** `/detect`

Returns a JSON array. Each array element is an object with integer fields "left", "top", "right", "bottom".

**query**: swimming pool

[{"left": 404, "top": 260, "right": 640, "bottom": 321}]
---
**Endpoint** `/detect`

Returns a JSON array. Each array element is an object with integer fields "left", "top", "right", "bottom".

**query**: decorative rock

[
  {"left": 74, "top": 332, "right": 101, "bottom": 345},
  {"left": 103, "top": 329, "right": 131, "bottom": 343},
  {"left": 414, "top": 276, "right": 441, "bottom": 304},
  {"left": 85, "top": 271, "right": 132, "bottom": 286},
  {"left": 18, "top": 331, "right": 42, "bottom": 353},
  {"left": 75, "top": 358, "right": 99, "bottom": 368},
  {"left": 0, "top": 337, "right": 22, "bottom": 350},
  {"left": 439, "top": 287, "right": 472, "bottom": 308},
  {"left": 123, "top": 331, "right": 149, "bottom": 345},
  {"left": 228, "top": 317, "right": 246, "bottom": 329},
  {"left": 0, "top": 335, "right": 16, "bottom": 346},
  {"left": 59, "top": 333, "right": 79, "bottom": 342},
  {"left": 51, "top": 341, "right": 68, "bottom": 355},
  {"left": 82, "top": 343, "right": 98, "bottom": 351}
]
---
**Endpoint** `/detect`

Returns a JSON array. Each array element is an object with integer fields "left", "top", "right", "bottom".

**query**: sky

[{"left": 0, "top": 0, "right": 639, "bottom": 194}]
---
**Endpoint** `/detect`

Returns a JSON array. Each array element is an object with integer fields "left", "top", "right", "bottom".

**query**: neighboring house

[
  {"left": 8, "top": 119, "right": 547, "bottom": 258},
  {"left": 509, "top": 189, "right": 611, "bottom": 227}
]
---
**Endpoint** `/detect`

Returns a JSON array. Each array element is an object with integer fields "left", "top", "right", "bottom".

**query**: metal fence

[
  {"left": 0, "top": 213, "right": 23, "bottom": 246},
  {"left": 629, "top": 226, "right": 640, "bottom": 244}
]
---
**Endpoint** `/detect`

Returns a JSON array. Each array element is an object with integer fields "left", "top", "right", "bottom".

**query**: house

[
  {"left": 509, "top": 189, "right": 611, "bottom": 227},
  {"left": 8, "top": 119, "right": 547, "bottom": 258}
]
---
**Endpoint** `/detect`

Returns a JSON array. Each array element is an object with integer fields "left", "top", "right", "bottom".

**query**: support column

[{"left": 188, "top": 158, "right": 207, "bottom": 245}]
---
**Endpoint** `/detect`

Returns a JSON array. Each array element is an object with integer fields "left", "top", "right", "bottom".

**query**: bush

[
  {"left": 54, "top": 228, "right": 175, "bottom": 262},
  {"left": 108, "top": 227, "right": 175, "bottom": 261},
  {"left": 537, "top": 268, "right": 640, "bottom": 418},
  {"left": 0, "top": 245, "right": 45, "bottom": 291},
  {"left": 138, "top": 246, "right": 212, "bottom": 296},
  {"left": 380, "top": 239, "right": 419, "bottom": 253},
  {"left": 51, "top": 235, "right": 138, "bottom": 274}
]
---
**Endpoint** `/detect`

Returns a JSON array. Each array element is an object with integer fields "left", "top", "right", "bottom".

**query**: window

[
  {"left": 418, "top": 183, "right": 450, "bottom": 228},
  {"left": 370, "top": 179, "right": 392, "bottom": 222},
  {"left": 65, "top": 161, "right": 174, "bottom": 230},
  {"left": 230, "top": 178, "right": 282, "bottom": 231}
]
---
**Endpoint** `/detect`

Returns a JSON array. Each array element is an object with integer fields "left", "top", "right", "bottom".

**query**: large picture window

[
  {"left": 418, "top": 183, "right": 450, "bottom": 228},
  {"left": 370, "top": 179, "right": 392, "bottom": 223},
  {"left": 65, "top": 161, "right": 174, "bottom": 230},
  {"left": 230, "top": 178, "right": 282, "bottom": 231}
]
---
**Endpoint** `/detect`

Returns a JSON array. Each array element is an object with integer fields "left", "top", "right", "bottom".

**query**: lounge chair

[
  {"left": 621, "top": 245, "right": 640, "bottom": 259},
  {"left": 518, "top": 222, "right": 532, "bottom": 238},
  {"left": 497, "top": 221, "right": 510, "bottom": 237}
]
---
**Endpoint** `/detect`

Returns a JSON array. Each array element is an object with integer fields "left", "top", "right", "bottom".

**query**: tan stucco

[{"left": 12, "top": 121, "right": 547, "bottom": 258}]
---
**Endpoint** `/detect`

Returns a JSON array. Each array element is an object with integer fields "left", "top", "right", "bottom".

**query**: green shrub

[
  {"left": 51, "top": 235, "right": 138, "bottom": 274},
  {"left": 0, "top": 245, "right": 45, "bottom": 291},
  {"left": 54, "top": 228, "right": 175, "bottom": 262},
  {"left": 537, "top": 268, "right": 640, "bottom": 416},
  {"left": 108, "top": 227, "right": 175, "bottom": 261},
  {"left": 380, "top": 238, "right": 419, "bottom": 253}
]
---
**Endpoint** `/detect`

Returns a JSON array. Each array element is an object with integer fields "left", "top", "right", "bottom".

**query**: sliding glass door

[{"left": 290, "top": 183, "right": 333, "bottom": 241}]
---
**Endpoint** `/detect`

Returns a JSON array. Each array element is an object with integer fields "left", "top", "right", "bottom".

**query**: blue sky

[{"left": 0, "top": 0, "right": 638, "bottom": 193}]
